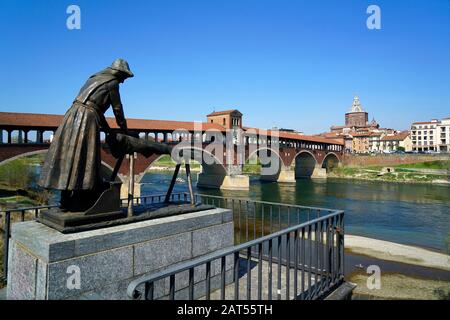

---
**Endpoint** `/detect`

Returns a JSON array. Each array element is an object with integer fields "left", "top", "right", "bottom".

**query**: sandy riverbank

[{"left": 345, "top": 234, "right": 450, "bottom": 272}]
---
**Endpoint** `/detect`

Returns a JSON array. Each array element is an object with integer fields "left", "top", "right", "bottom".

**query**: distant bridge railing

[{"left": 127, "top": 193, "right": 345, "bottom": 300}]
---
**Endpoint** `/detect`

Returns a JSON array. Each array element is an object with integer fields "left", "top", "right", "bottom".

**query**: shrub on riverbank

[
  {"left": 330, "top": 161, "right": 450, "bottom": 184},
  {"left": 0, "top": 158, "right": 33, "bottom": 190},
  {"left": 149, "top": 155, "right": 201, "bottom": 170},
  {"left": 397, "top": 160, "right": 450, "bottom": 170}
]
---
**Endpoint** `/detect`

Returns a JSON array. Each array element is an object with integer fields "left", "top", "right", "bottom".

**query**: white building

[
  {"left": 438, "top": 118, "right": 450, "bottom": 152},
  {"left": 379, "top": 131, "right": 412, "bottom": 153},
  {"left": 411, "top": 118, "right": 450, "bottom": 152}
]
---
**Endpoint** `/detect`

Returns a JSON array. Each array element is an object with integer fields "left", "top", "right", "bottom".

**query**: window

[{"left": 223, "top": 118, "right": 226, "bottom": 126}]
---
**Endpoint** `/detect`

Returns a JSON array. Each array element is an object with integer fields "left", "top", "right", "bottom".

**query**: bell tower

[{"left": 345, "top": 96, "right": 369, "bottom": 127}]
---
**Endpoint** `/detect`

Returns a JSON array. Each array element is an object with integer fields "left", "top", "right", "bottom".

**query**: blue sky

[{"left": 1, "top": 0, "right": 449, "bottom": 134}]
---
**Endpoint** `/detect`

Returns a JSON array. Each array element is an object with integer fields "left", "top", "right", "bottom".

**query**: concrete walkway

[{"left": 203, "top": 257, "right": 332, "bottom": 300}]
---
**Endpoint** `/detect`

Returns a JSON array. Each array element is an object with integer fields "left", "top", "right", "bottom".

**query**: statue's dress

[{"left": 39, "top": 69, "right": 127, "bottom": 191}]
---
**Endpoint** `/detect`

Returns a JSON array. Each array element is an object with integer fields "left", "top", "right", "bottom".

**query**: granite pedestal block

[{"left": 6, "top": 208, "right": 234, "bottom": 300}]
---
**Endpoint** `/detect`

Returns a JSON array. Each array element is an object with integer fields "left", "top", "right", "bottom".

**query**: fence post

[{"left": 3, "top": 211, "right": 11, "bottom": 281}]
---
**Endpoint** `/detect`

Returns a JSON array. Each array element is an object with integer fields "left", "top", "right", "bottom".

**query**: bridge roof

[
  {"left": 0, "top": 111, "right": 343, "bottom": 145},
  {"left": 244, "top": 127, "right": 343, "bottom": 145},
  {"left": 0, "top": 111, "right": 225, "bottom": 132}
]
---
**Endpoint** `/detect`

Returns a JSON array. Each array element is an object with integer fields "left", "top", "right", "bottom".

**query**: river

[{"left": 141, "top": 171, "right": 450, "bottom": 253}]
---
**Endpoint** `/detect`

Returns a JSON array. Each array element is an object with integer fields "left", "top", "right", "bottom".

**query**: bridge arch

[
  {"left": 135, "top": 146, "right": 228, "bottom": 184},
  {"left": 246, "top": 147, "right": 285, "bottom": 182},
  {"left": 0, "top": 149, "right": 48, "bottom": 167},
  {"left": 321, "top": 152, "right": 340, "bottom": 173},
  {"left": 293, "top": 150, "right": 318, "bottom": 179},
  {"left": 0, "top": 150, "right": 124, "bottom": 183}
]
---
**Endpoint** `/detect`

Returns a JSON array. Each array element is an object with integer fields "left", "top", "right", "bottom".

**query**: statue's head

[{"left": 110, "top": 59, "right": 134, "bottom": 82}]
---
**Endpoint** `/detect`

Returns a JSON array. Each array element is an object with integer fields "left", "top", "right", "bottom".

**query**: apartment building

[
  {"left": 438, "top": 118, "right": 450, "bottom": 152},
  {"left": 411, "top": 118, "right": 450, "bottom": 152}
]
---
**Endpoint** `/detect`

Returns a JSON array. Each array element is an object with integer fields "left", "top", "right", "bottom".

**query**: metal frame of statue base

[
  {"left": 37, "top": 203, "right": 216, "bottom": 234},
  {"left": 38, "top": 209, "right": 126, "bottom": 231},
  {"left": 6, "top": 207, "right": 234, "bottom": 300}
]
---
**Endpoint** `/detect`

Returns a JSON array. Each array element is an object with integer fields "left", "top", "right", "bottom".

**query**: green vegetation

[
  {"left": 0, "top": 155, "right": 51, "bottom": 208},
  {"left": 242, "top": 164, "right": 261, "bottom": 174},
  {"left": 396, "top": 160, "right": 450, "bottom": 170},
  {"left": 0, "top": 158, "right": 33, "bottom": 189},
  {"left": 329, "top": 160, "right": 450, "bottom": 184},
  {"left": 149, "top": 155, "right": 201, "bottom": 170}
]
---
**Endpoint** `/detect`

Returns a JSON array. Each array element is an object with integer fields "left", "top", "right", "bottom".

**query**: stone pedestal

[{"left": 7, "top": 208, "right": 233, "bottom": 300}]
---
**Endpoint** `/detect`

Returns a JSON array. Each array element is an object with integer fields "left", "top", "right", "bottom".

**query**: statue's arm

[{"left": 109, "top": 82, "right": 128, "bottom": 132}]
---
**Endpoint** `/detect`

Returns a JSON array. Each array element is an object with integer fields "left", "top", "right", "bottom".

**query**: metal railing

[
  {"left": 1, "top": 192, "right": 345, "bottom": 301},
  {"left": 0, "top": 204, "right": 59, "bottom": 282},
  {"left": 127, "top": 193, "right": 345, "bottom": 300}
]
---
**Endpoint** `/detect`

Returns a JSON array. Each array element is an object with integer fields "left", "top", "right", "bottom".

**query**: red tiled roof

[
  {"left": 352, "top": 133, "right": 371, "bottom": 137},
  {"left": 0, "top": 112, "right": 63, "bottom": 128},
  {"left": 245, "top": 127, "right": 343, "bottom": 145},
  {"left": 0, "top": 111, "right": 225, "bottom": 132},
  {"left": 207, "top": 109, "right": 242, "bottom": 117},
  {"left": 0, "top": 111, "right": 343, "bottom": 145},
  {"left": 380, "top": 132, "right": 410, "bottom": 141}
]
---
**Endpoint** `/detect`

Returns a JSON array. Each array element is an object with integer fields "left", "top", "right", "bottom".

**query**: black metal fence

[
  {"left": 127, "top": 193, "right": 345, "bottom": 300},
  {"left": 1, "top": 192, "right": 345, "bottom": 301}
]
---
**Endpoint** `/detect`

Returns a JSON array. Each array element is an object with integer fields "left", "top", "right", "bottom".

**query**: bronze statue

[
  {"left": 39, "top": 59, "right": 134, "bottom": 211},
  {"left": 37, "top": 60, "right": 207, "bottom": 233}
]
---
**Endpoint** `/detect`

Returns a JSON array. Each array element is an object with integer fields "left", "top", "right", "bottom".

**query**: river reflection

[{"left": 141, "top": 172, "right": 450, "bottom": 252}]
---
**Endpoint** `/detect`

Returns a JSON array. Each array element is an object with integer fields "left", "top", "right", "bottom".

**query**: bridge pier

[
  {"left": 311, "top": 164, "right": 327, "bottom": 179},
  {"left": 276, "top": 168, "right": 296, "bottom": 183},
  {"left": 119, "top": 179, "right": 142, "bottom": 203},
  {"left": 197, "top": 173, "right": 249, "bottom": 190},
  {"left": 260, "top": 167, "right": 296, "bottom": 183}
]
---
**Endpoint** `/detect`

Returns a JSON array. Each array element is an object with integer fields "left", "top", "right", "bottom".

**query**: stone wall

[{"left": 342, "top": 154, "right": 450, "bottom": 167}]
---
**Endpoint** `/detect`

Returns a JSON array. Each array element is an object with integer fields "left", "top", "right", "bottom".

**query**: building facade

[
  {"left": 379, "top": 131, "right": 412, "bottom": 153},
  {"left": 321, "top": 96, "right": 401, "bottom": 153},
  {"left": 345, "top": 96, "right": 369, "bottom": 127},
  {"left": 207, "top": 109, "right": 243, "bottom": 129},
  {"left": 411, "top": 118, "right": 450, "bottom": 152}
]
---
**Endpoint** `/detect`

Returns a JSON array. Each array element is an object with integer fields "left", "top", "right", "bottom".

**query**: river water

[{"left": 141, "top": 172, "right": 450, "bottom": 253}]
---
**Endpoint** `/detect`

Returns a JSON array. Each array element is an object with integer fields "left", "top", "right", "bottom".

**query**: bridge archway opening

[
  {"left": 246, "top": 148, "right": 283, "bottom": 182},
  {"left": 294, "top": 151, "right": 317, "bottom": 179},
  {"left": 322, "top": 153, "right": 340, "bottom": 173},
  {"left": 1, "top": 130, "right": 7, "bottom": 143},
  {"left": 136, "top": 147, "right": 226, "bottom": 185},
  {"left": 42, "top": 131, "right": 54, "bottom": 143}
]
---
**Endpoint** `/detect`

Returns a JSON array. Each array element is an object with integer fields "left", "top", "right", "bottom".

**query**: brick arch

[
  {"left": 0, "top": 145, "right": 50, "bottom": 165},
  {"left": 321, "top": 152, "right": 341, "bottom": 168},
  {"left": 293, "top": 150, "right": 318, "bottom": 179},
  {"left": 134, "top": 146, "right": 228, "bottom": 183},
  {"left": 246, "top": 147, "right": 286, "bottom": 179},
  {"left": 0, "top": 148, "right": 48, "bottom": 167},
  {"left": 174, "top": 146, "right": 228, "bottom": 176},
  {"left": 0, "top": 147, "right": 124, "bottom": 183}
]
